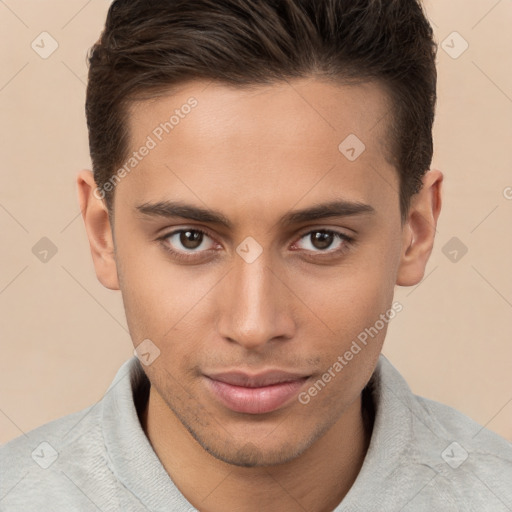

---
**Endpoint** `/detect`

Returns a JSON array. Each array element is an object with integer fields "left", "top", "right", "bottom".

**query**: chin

[{"left": 202, "top": 439, "right": 309, "bottom": 468}]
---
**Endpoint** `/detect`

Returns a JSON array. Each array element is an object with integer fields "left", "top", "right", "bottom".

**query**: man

[{"left": 1, "top": 0, "right": 511, "bottom": 510}]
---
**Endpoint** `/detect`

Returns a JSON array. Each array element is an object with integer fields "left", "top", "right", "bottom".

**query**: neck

[{"left": 141, "top": 388, "right": 372, "bottom": 512}]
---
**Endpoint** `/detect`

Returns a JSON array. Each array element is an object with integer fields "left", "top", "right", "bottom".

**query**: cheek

[
  {"left": 292, "top": 252, "right": 396, "bottom": 339},
  {"left": 115, "top": 233, "right": 203, "bottom": 342},
  {"left": 120, "top": 264, "right": 211, "bottom": 384},
  {"left": 286, "top": 237, "right": 398, "bottom": 379}
]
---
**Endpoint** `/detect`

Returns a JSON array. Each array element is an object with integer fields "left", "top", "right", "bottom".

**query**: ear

[
  {"left": 77, "top": 170, "right": 120, "bottom": 290},
  {"left": 396, "top": 169, "right": 443, "bottom": 286}
]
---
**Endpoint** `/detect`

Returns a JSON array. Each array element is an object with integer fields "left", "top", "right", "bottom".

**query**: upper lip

[{"left": 205, "top": 370, "right": 310, "bottom": 388}]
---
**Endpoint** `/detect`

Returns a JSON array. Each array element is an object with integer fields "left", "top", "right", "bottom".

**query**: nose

[{"left": 216, "top": 250, "right": 296, "bottom": 351}]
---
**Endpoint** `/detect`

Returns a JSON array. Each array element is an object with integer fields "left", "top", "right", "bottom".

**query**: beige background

[{"left": 0, "top": 0, "right": 511, "bottom": 445}]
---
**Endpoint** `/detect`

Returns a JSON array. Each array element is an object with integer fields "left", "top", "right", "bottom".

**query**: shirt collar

[{"left": 101, "top": 356, "right": 195, "bottom": 510}]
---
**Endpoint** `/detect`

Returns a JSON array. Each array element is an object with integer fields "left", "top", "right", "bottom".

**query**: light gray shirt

[{"left": 1, "top": 354, "right": 511, "bottom": 511}]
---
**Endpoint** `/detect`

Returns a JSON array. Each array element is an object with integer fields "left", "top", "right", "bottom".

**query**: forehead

[
  {"left": 128, "top": 77, "right": 393, "bottom": 152},
  {"left": 118, "top": 78, "right": 398, "bottom": 220}
]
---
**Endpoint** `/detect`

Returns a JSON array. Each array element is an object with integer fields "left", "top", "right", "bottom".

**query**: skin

[{"left": 78, "top": 77, "right": 442, "bottom": 512}]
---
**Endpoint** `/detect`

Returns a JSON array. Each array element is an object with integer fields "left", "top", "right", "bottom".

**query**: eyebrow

[{"left": 135, "top": 199, "right": 375, "bottom": 229}]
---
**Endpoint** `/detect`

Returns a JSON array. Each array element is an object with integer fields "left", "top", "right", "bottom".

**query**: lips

[{"left": 203, "top": 370, "right": 310, "bottom": 414}]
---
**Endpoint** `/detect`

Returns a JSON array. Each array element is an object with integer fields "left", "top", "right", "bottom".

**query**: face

[{"left": 99, "top": 78, "right": 410, "bottom": 466}]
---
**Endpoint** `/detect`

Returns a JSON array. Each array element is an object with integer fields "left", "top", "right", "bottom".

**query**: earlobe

[
  {"left": 77, "top": 170, "right": 120, "bottom": 290},
  {"left": 396, "top": 169, "right": 443, "bottom": 287}
]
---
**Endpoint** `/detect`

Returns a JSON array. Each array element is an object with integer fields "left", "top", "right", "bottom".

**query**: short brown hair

[{"left": 86, "top": 0, "right": 437, "bottom": 220}]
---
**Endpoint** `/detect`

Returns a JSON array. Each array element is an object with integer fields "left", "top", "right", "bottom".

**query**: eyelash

[{"left": 158, "top": 228, "right": 354, "bottom": 262}]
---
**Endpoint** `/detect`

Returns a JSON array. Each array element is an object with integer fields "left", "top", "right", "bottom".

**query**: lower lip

[{"left": 204, "top": 377, "right": 308, "bottom": 414}]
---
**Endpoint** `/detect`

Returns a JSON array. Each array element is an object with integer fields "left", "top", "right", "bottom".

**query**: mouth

[{"left": 203, "top": 370, "right": 310, "bottom": 414}]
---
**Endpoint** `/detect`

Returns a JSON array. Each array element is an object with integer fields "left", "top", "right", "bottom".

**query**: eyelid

[
  {"left": 295, "top": 225, "right": 354, "bottom": 239},
  {"left": 159, "top": 227, "right": 219, "bottom": 248},
  {"left": 157, "top": 227, "right": 220, "bottom": 263},
  {"left": 292, "top": 228, "right": 354, "bottom": 252}
]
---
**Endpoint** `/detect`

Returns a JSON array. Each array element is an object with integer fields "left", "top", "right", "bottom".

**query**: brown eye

[
  {"left": 180, "top": 230, "right": 203, "bottom": 249},
  {"left": 162, "top": 229, "right": 215, "bottom": 254},
  {"left": 295, "top": 229, "right": 352, "bottom": 254},
  {"left": 310, "top": 231, "right": 334, "bottom": 250}
]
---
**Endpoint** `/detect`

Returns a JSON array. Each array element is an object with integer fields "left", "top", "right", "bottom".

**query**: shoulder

[
  {"left": 0, "top": 401, "right": 109, "bottom": 510},
  {"left": 1, "top": 401, "right": 99, "bottom": 465},
  {"left": 0, "top": 357, "right": 149, "bottom": 511},
  {"left": 412, "top": 392, "right": 512, "bottom": 471},
  {"left": 414, "top": 392, "right": 512, "bottom": 453},
  {"left": 376, "top": 355, "right": 512, "bottom": 460},
  {"left": 415, "top": 395, "right": 512, "bottom": 509},
  {"left": 404, "top": 379, "right": 512, "bottom": 508},
  {"left": 368, "top": 355, "right": 512, "bottom": 510},
  {"left": 0, "top": 394, "right": 118, "bottom": 512}
]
